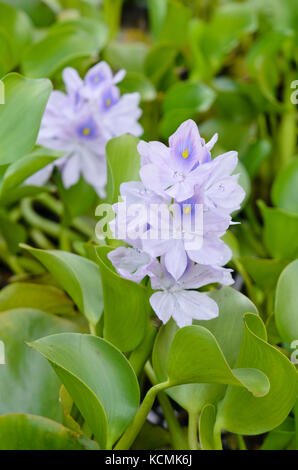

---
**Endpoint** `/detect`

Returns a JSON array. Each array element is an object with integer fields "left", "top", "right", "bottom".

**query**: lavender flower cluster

[
  {"left": 26, "top": 62, "right": 143, "bottom": 197},
  {"left": 108, "top": 120, "right": 245, "bottom": 327}
]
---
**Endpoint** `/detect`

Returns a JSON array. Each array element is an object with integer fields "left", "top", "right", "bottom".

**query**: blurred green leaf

[
  {"left": 0, "top": 2, "right": 32, "bottom": 75},
  {"left": 260, "top": 417, "right": 295, "bottom": 450},
  {"left": 258, "top": 201, "right": 298, "bottom": 259},
  {"left": 30, "top": 332, "right": 140, "bottom": 449},
  {"left": 0, "top": 74, "right": 52, "bottom": 165},
  {"left": 21, "top": 246, "right": 103, "bottom": 327},
  {"left": 22, "top": 17, "right": 108, "bottom": 78},
  {"left": 238, "top": 257, "right": 290, "bottom": 291},
  {"left": 0, "top": 308, "right": 80, "bottom": 420},
  {"left": 144, "top": 44, "right": 177, "bottom": 86},
  {"left": 275, "top": 259, "right": 298, "bottom": 344},
  {"left": 163, "top": 81, "right": 215, "bottom": 113},
  {"left": 158, "top": 0, "right": 191, "bottom": 46},
  {"left": 241, "top": 140, "right": 272, "bottom": 178},
  {"left": 0, "top": 414, "right": 99, "bottom": 450},
  {"left": 272, "top": 158, "right": 298, "bottom": 215},
  {"left": 0, "top": 148, "right": 61, "bottom": 202},
  {"left": 103, "top": 41, "right": 149, "bottom": 74},
  {"left": 118, "top": 72, "right": 156, "bottom": 102}
]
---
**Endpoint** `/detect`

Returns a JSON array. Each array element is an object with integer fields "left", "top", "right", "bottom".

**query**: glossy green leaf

[
  {"left": 215, "top": 313, "right": 298, "bottom": 436},
  {"left": 0, "top": 308, "right": 80, "bottom": 420},
  {"left": 21, "top": 245, "right": 103, "bottom": 327},
  {"left": 258, "top": 201, "right": 298, "bottom": 259},
  {"left": 153, "top": 287, "right": 258, "bottom": 413},
  {"left": 0, "top": 414, "right": 99, "bottom": 450},
  {"left": 0, "top": 73, "right": 52, "bottom": 164},
  {"left": 144, "top": 44, "right": 177, "bottom": 86},
  {"left": 272, "top": 158, "right": 298, "bottom": 215},
  {"left": 275, "top": 259, "right": 298, "bottom": 344},
  {"left": 0, "top": 282, "right": 74, "bottom": 316},
  {"left": 118, "top": 72, "right": 156, "bottom": 102},
  {"left": 105, "top": 134, "right": 140, "bottom": 204},
  {"left": 166, "top": 325, "right": 270, "bottom": 397},
  {"left": 0, "top": 211, "right": 26, "bottom": 253},
  {"left": 0, "top": 147, "right": 61, "bottom": 203},
  {"left": 30, "top": 333, "right": 140, "bottom": 449},
  {"left": 95, "top": 245, "right": 150, "bottom": 352},
  {"left": 22, "top": 18, "right": 108, "bottom": 78}
]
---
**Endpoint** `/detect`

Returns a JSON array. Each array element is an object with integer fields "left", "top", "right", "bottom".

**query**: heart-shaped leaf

[
  {"left": 0, "top": 73, "right": 52, "bottom": 164},
  {"left": 95, "top": 245, "right": 150, "bottom": 352},
  {"left": 215, "top": 313, "right": 298, "bottom": 436},
  {"left": 153, "top": 287, "right": 258, "bottom": 413},
  {"left": 275, "top": 259, "right": 298, "bottom": 344},
  {"left": 0, "top": 414, "right": 99, "bottom": 450},
  {"left": 30, "top": 333, "right": 140, "bottom": 449},
  {"left": 21, "top": 245, "right": 103, "bottom": 327},
  {"left": 166, "top": 325, "right": 270, "bottom": 397},
  {"left": 0, "top": 308, "right": 80, "bottom": 420}
]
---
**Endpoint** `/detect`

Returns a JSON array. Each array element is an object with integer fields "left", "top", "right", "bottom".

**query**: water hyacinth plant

[{"left": 0, "top": 0, "right": 297, "bottom": 454}]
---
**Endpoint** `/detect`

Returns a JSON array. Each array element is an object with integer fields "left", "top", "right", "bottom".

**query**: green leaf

[
  {"left": 0, "top": 210, "right": 26, "bottom": 253},
  {"left": 0, "top": 414, "right": 99, "bottom": 450},
  {"left": 118, "top": 72, "right": 156, "bottom": 102},
  {"left": 105, "top": 134, "right": 141, "bottom": 204},
  {"left": 153, "top": 287, "right": 258, "bottom": 413},
  {"left": 163, "top": 81, "right": 215, "bottom": 114},
  {"left": 275, "top": 259, "right": 298, "bottom": 344},
  {"left": 144, "top": 44, "right": 177, "bottom": 86},
  {"left": 241, "top": 140, "right": 272, "bottom": 178},
  {"left": 30, "top": 332, "right": 140, "bottom": 449},
  {"left": 0, "top": 282, "right": 74, "bottom": 316},
  {"left": 215, "top": 313, "right": 298, "bottom": 436},
  {"left": 272, "top": 158, "right": 298, "bottom": 215},
  {"left": 0, "top": 2, "right": 32, "bottom": 74},
  {"left": 0, "top": 147, "right": 61, "bottom": 203},
  {"left": 166, "top": 325, "right": 270, "bottom": 397},
  {"left": 147, "top": 0, "right": 168, "bottom": 40},
  {"left": 0, "top": 73, "right": 52, "bottom": 164},
  {"left": 0, "top": 308, "right": 80, "bottom": 420},
  {"left": 21, "top": 245, "right": 103, "bottom": 327},
  {"left": 158, "top": 0, "right": 191, "bottom": 46},
  {"left": 260, "top": 417, "right": 295, "bottom": 450},
  {"left": 238, "top": 257, "right": 290, "bottom": 291},
  {"left": 199, "top": 404, "right": 219, "bottom": 450},
  {"left": 95, "top": 245, "right": 151, "bottom": 352},
  {"left": 258, "top": 201, "right": 298, "bottom": 259},
  {"left": 22, "top": 17, "right": 108, "bottom": 78},
  {"left": 103, "top": 41, "right": 149, "bottom": 74}
]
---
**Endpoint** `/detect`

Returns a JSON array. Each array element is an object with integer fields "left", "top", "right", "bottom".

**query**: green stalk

[
  {"left": 114, "top": 379, "right": 171, "bottom": 450},
  {"left": 188, "top": 412, "right": 199, "bottom": 450},
  {"left": 129, "top": 323, "right": 157, "bottom": 377},
  {"left": 145, "top": 362, "right": 187, "bottom": 450},
  {"left": 104, "top": 0, "right": 123, "bottom": 39},
  {"left": 278, "top": 74, "right": 297, "bottom": 169}
]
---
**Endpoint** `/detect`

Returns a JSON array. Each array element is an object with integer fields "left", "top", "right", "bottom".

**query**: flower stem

[
  {"left": 145, "top": 362, "right": 187, "bottom": 450},
  {"left": 188, "top": 411, "right": 199, "bottom": 450},
  {"left": 114, "top": 379, "right": 170, "bottom": 450}
]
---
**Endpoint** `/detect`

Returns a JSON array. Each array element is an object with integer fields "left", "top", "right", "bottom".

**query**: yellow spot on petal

[
  {"left": 83, "top": 127, "right": 91, "bottom": 135},
  {"left": 182, "top": 148, "right": 189, "bottom": 159},
  {"left": 106, "top": 98, "right": 111, "bottom": 107},
  {"left": 184, "top": 205, "right": 191, "bottom": 214}
]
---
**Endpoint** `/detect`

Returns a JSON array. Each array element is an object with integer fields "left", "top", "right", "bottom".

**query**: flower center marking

[
  {"left": 183, "top": 205, "right": 191, "bottom": 214},
  {"left": 182, "top": 148, "right": 189, "bottom": 159},
  {"left": 83, "top": 127, "right": 91, "bottom": 135},
  {"left": 106, "top": 98, "right": 112, "bottom": 107}
]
